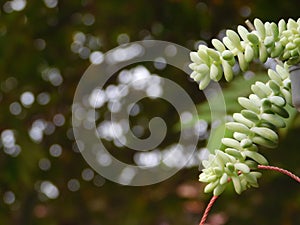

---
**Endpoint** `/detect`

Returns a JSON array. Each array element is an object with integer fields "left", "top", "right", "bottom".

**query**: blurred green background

[{"left": 1, "top": 0, "right": 300, "bottom": 225}]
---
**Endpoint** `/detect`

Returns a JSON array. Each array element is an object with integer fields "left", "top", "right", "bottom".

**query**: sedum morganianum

[
  {"left": 190, "top": 19, "right": 299, "bottom": 196},
  {"left": 190, "top": 18, "right": 300, "bottom": 89}
]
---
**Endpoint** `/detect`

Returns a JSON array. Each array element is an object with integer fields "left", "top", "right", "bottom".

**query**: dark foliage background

[{"left": 0, "top": 0, "right": 300, "bottom": 225}]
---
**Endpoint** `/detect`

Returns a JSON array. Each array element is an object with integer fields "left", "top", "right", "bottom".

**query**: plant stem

[
  {"left": 258, "top": 165, "right": 300, "bottom": 183},
  {"left": 199, "top": 165, "right": 300, "bottom": 224},
  {"left": 199, "top": 195, "right": 219, "bottom": 225}
]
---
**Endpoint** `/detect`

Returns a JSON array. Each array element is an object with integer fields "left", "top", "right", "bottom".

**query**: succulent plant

[{"left": 190, "top": 19, "right": 300, "bottom": 196}]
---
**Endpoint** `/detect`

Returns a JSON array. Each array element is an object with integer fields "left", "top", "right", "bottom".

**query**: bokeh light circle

[{"left": 72, "top": 40, "right": 226, "bottom": 186}]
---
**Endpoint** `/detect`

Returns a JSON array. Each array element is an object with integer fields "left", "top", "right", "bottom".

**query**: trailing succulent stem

[
  {"left": 190, "top": 18, "right": 300, "bottom": 89},
  {"left": 199, "top": 64, "right": 292, "bottom": 195},
  {"left": 190, "top": 19, "right": 300, "bottom": 196}
]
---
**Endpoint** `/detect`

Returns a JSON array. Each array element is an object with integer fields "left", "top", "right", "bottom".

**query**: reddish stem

[
  {"left": 199, "top": 195, "right": 219, "bottom": 225},
  {"left": 199, "top": 165, "right": 300, "bottom": 225},
  {"left": 258, "top": 165, "right": 300, "bottom": 183}
]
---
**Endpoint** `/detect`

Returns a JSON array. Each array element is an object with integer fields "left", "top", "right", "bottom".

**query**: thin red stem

[
  {"left": 198, "top": 165, "right": 300, "bottom": 225},
  {"left": 258, "top": 165, "right": 300, "bottom": 183},
  {"left": 199, "top": 195, "right": 219, "bottom": 225}
]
